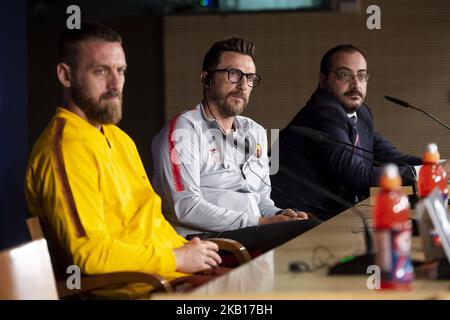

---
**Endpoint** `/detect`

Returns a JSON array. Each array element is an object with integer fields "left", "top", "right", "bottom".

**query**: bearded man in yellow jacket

[{"left": 25, "top": 22, "right": 221, "bottom": 298}]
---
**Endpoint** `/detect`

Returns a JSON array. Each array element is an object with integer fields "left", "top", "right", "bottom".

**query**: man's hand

[
  {"left": 173, "top": 237, "right": 222, "bottom": 274},
  {"left": 280, "top": 208, "right": 309, "bottom": 219},
  {"left": 259, "top": 209, "right": 309, "bottom": 225}
]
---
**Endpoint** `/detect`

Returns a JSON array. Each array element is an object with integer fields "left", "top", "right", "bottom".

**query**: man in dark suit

[{"left": 271, "top": 44, "right": 422, "bottom": 220}]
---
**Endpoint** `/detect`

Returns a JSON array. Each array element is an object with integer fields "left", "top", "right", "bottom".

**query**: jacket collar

[{"left": 55, "top": 107, "right": 112, "bottom": 142}]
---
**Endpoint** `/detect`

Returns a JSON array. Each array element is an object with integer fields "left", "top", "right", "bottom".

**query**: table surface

[{"left": 154, "top": 198, "right": 450, "bottom": 300}]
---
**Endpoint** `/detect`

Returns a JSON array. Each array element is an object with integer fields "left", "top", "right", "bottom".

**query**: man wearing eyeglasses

[
  {"left": 271, "top": 44, "right": 422, "bottom": 221},
  {"left": 151, "top": 38, "right": 319, "bottom": 252}
]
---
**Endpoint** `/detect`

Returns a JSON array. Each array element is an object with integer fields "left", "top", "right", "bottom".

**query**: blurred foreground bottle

[
  {"left": 374, "top": 164, "right": 414, "bottom": 289},
  {"left": 418, "top": 143, "right": 448, "bottom": 205}
]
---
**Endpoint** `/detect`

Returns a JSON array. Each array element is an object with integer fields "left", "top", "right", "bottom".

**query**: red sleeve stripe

[
  {"left": 52, "top": 117, "right": 87, "bottom": 238},
  {"left": 168, "top": 114, "right": 185, "bottom": 192}
]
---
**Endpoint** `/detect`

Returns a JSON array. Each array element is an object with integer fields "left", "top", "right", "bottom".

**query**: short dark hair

[
  {"left": 58, "top": 21, "right": 122, "bottom": 67},
  {"left": 320, "top": 44, "right": 366, "bottom": 74},
  {"left": 202, "top": 37, "right": 256, "bottom": 71}
]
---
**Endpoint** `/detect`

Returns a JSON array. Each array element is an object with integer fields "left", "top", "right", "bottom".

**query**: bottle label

[
  {"left": 375, "top": 227, "right": 414, "bottom": 285},
  {"left": 442, "top": 194, "right": 448, "bottom": 208}
]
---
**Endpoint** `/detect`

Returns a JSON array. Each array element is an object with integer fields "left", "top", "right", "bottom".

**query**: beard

[
  {"left": 340, "top": 89, "right": 365, "bottom": 114},
  {"left": 70, "top": 83, "right": 123, "bottom": 125},
  {"left": 209, "top": 89, "right": 248, "bottom": 117}
]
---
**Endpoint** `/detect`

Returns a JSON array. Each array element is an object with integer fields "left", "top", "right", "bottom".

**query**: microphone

[
  {"left": 385, "top": 95, "right": 450, "bottom": 131},
  {"left": 384, "top": 95, "right": 411, "bottom": 108},
  {"left": 278, "top": 165, "right": 374, "bottom": 275}
]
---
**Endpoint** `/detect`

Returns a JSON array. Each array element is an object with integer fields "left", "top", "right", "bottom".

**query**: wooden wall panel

[{"left": 164, "top": 0, "right": 450, "bottom": 157}]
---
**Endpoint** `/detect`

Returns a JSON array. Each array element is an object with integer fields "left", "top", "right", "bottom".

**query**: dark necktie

[
  {"left": 349, "top": 115, "right": 360, "bottom": 147},
  {"left": 349, "top": 115, "right": 362, "bottom": 204}
]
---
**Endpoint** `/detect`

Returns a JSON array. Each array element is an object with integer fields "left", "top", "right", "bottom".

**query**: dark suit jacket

[{"left": 271, "top": 88, "right": 422, "bottom": 220}]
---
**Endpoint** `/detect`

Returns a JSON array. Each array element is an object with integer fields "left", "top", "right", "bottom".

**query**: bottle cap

[
  {"left": 379, "top": 163, "right": 402, "bottom": 189},
  {"left": 423, "top": 143, "right": 440, "bottom": 163}
]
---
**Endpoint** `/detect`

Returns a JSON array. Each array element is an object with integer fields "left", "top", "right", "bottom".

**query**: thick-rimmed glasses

[
  {"left": 331, "top": 68, "right": 370, "bottom": 83},
  {"left": 209, "top": 67, "right": 262, "bottom": 87}
]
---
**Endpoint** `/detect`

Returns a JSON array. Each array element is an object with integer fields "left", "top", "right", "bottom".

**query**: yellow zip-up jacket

[{"left": 25, "top": 107, "right": 188, "bottom": 298}]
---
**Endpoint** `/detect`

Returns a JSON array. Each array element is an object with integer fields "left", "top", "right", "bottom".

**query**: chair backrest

[
  {"left": 0, "top": 239, "right": 59, "bottom": 300},
  {"left": 27, "top": 217, "right": 73, "bottom": 280},
  {"left": 26, "top": 217, "right": 175, "bottom": 298}
]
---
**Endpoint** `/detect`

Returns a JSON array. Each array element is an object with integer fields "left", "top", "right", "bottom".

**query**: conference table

[{"left": 154, "top": 193, "right": 450, "bottom": 300}]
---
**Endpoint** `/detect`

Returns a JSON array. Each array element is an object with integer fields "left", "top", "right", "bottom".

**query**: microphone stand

[
  {"left": 278, "top": 166, "right": 375, "bottom": 275},
  {"left": 291, "top": 125, "right": 419, "bottom": 207},
  {"left": 324, "top": 134, "right": 420, "bottom": 208},
  {"left": 385, "top": 95, "right": 450, "bottom": 131},
  {"left": 291, "top": 125, "right": 421, "bottom": 236},
  {"left": 409, "top": 106, "right": 450, "bottom": 131},
  {"left": 384, "top": 95, "right": 450, "bottom": 205}
]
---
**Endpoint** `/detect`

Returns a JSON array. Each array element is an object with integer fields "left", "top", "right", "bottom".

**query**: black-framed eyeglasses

[
  {"left": 330, "top": 68, "right": 370, "bottom": 83},
  {"left": 209, "top": 67, "right": 262, "bottom": 87}
]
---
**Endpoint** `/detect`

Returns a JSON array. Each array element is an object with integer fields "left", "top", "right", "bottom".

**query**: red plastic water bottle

[
  {"left": 418, "top": 143, "right": 448, "bottom": 204},
  {"left": 373, "top": 164, "right": 414, "bottom": 289}
]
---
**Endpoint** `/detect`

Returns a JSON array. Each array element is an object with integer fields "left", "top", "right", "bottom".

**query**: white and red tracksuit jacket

[{"left": 151, "top": 103, "right": 281, "bottom": 237}]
